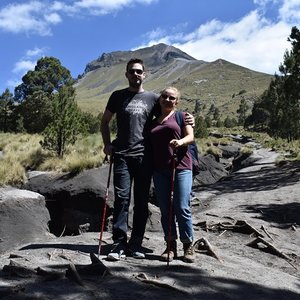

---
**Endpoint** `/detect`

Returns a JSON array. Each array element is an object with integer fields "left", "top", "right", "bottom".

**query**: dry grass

[
  {"left": 0, "top": 130, "right": 298, "bottom": 186},
  {"left": 0, "top": 133, "right": 43, "bottom": 186},
  {"left": 196, "top": 127, "right": 300, "bottom": 162},
  {"left": 0, "top": 133, "right": 106, "bottom": 186},
  {"left": 39, "top": 135, "right": 105, "bottom": 174},
  {"left": 0, "top": 159, "right": 27, "bottom": 187}
]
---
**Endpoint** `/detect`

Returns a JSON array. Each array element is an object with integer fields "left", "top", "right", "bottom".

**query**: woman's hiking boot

[
  {"left": 183, "top": 242, "right": 195, "bottom": 263},
  {"left": 160, "top": 240, "right": 177, "bottom": 262}
]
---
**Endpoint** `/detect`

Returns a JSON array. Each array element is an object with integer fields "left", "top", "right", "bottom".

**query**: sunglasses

[
  {"left": 127, "top": 69, "right": 144, "bottom": 75},
  {"left": 161, "top": 94, "right": 176, "bottom": 101}
]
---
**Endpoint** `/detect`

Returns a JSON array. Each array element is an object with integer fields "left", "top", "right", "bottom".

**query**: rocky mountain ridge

[{"left": 84, "top": 43, "right": 197, "bottom": 73}]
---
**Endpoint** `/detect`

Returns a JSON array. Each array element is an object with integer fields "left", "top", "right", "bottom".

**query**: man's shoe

[
  {"left": 128, "top": 248, "right": 145, "bottom": 259},
  {"left": 160, "top": 240, "right": 177, "bottom": 262},
  {"left": 127, "top": 240, "right": 145, "bottom": 259},
  {"left": 107, "top": 242, "right": 127, "bottom": 261},
  {"left": 183, "top": 242, "right": 195, "bottom": 263}
]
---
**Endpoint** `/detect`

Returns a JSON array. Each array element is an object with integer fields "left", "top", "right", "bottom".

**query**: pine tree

[
  {"left": 213, "top": 107, "right": 220, "bottom": 121},
  {"left": 194, "top": 115, "right": 208, "bottom": 138},
  {"left": 17, "top": 90, "right": 53, "bottom": 133},
  {"left": 14, "top": 57, "right": 74, "bottom": 133},
  {"left": 237, "top": 97, "right": 250, "bottom": 126},
  {"left": 0, "top": 89, "right": 14, "bottom": 132},
  {"left": 224, "top": 116, "right": 237, "bottom": 128},
  {"left": 194, "top": 99, "right": 201, "bottom": 113},
  {"left": 41, "top": 85, "right": 84, "bottom": 157},
  {"left": 277, "top": 26, "right": 300, "bottom": 141},
  {"left": 248, "top": 26, "right": 300, "bottom": 140}
]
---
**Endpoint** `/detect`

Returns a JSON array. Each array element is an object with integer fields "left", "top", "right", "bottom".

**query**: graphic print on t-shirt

[{"left": 125, "top": 99, "right": 148, "bottom": 115}]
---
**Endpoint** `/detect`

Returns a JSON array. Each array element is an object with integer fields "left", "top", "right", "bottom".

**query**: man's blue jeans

[
  {"left": 112, "top": 154, "right": 152, "bottom": 244},
  {"left": 153, "top": 169, "right": 194, "bottom": 243}
]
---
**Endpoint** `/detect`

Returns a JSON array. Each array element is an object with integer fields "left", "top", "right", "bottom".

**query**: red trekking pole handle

[{"left": 98, "top": 154, "right": 113, "bottom": 257}]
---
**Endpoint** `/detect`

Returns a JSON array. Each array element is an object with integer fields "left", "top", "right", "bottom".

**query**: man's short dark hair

[{"left": 126, "top": 58, "right": 145, "bottom": 71}]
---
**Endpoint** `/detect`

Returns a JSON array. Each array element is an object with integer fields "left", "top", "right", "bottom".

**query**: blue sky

[{"left": 0, "top": 0, "right": 299, "bottom": 94}]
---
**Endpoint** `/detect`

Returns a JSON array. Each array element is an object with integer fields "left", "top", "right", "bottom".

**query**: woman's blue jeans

[
  {"left": 112, "top": 154, "right": 152, "bottom": 244},
  {"left": 153, "top": 169, "right": 194, "bottom": 243}
]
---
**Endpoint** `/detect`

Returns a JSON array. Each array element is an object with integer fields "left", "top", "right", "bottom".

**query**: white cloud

[
  {"left": 145, "top": 28, "right": 166, "bottom": 40},
  {"left": 26, "top": 47, "right": 46, "bottom": 57},
  {"left": 0, "top": 0, "right": 157, "bottom": 34},
  {"left": 74, "top": 0, "right": 132, "bottom": 9},
  {"left": 253, "top": 0, "right": 278, "bottom": 7},
  {"left": 139, "top": 23, "right": 189, "bottom": 46},
  {"left": 189, "top": 19, "right": 223, "bottom": 39},
  {"left": 74, "top": 0, "right": 156, "bottom": 9},
  {"left": 7, "top": 47, "right": 47, "bottom": 89},
  {"left": 13, "top": 60, "right": 36, "bottom": 74},
  {"left": 7, "top": 79, "right": 22, "bottom": 89},
  {"left": 44, "top": 13, "right": 62, "bottom": 25},
  {"left": 0, "top": 1, "right": 54, "bottom": 36},
  {"left": 136, "top": 1, "right": 298, "bottom": 75},
  {"left": 73, "top": 0, "right": 157, "bottom": 15},
  {"left": 14, "top": 47, "right": 47, "bottom": 74},
  {"left": 279, "top": 0, "right": 300, "bottom": 22}
]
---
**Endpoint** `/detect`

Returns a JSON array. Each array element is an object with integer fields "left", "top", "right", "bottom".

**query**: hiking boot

[
  {"left": 160, "top": 240, "right": 177, "bottom": 262},
  {"left": 107, "top": 242, "right": 127, "bottom": 261},
  {"left": 183, "top": 242, "right": 195, "bottom": 263}
]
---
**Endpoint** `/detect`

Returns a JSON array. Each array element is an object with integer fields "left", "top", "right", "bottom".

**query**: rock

[
  {"left": 226, "top": 134, "right": 253, "bottom": 144},
  {"left": 24, "top": 166, "right": 114, "bottom": 236},
  {"left": 146, "top": 203, "right": 162, "bottom": 232},
  {"left": 235, "top": 149, "right": 281, "bottom": 173},
  {"left": 232, "top": 148, "right": 280, "bottom": 172},
  {"left": 217, "top": 144, "right": 241, "bottom": 159},
  {"left": 232, "top": 152, "right": 254, "bottom": 171},
  {"left": 19, "top": 148, "right": 245, "bottom": 237},
  {"left": 209, "top": 132, "right": 223, "bottom": 138},
  {"left": 195, "top": 154, "right": 229, "bottom": 185},
  {"left": 0, "top": 187, "right": 51, "bottom": 254},
  {"left": 24, "top": 165, "right": 161, "bottom": 235}
]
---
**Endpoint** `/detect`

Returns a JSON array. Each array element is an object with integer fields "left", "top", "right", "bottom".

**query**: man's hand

[
  {"left": 103, "top": 144, "right": 114, "bottom": 156},
  {"left": 184, "top": 112, "right": 195, "bottom": 127}
]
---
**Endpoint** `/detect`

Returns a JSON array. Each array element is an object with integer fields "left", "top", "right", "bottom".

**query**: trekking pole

[
  {"left": 167, "top": 149, "right": 177, "bottom": 267},
  {"left": 98, "top": 154, "right": 113, "bottom": 257}
]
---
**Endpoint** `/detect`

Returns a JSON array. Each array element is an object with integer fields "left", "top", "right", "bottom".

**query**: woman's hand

[{"left": 169, "top": 139, "right": 184, "bottom": 148}]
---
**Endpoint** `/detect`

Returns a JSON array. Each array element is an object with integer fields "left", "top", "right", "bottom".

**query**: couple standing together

[{"left": 100, "top": 58, "right": 195, "bottom": 263}]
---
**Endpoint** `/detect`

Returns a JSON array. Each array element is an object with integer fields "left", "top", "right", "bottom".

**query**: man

[{"left": 101, "top": 58, "right": 193, "bottom": 260}]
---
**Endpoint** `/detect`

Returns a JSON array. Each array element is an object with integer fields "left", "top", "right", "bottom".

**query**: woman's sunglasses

[{"left": 161, "top": 94, "right": 176, "bottom": 101}]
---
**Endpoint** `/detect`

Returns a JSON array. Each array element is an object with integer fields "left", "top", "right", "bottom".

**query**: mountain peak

[{"left": 84, "top": 43, "right": 196, "bottom": 73}]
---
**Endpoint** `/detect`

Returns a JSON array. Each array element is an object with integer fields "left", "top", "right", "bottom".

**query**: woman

[{"left": 150, "top": 86, "right": 195, "bottom": 263}]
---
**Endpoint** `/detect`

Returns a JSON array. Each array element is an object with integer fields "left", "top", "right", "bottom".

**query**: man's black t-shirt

[{"left": 106, "top": 88, "right": 159, "bottom": 156}]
